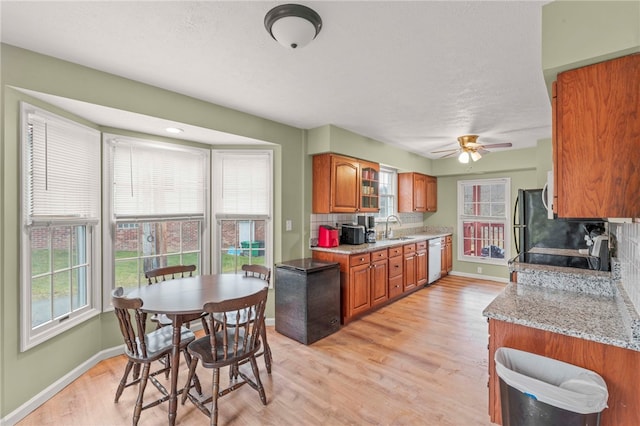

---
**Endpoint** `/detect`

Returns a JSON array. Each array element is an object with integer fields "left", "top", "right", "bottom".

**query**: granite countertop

[
  {"left": 310, "top": 232, "right": 451, "bottom": 255},
  {"left": 483, "top": 281, "right": 640, "bottom": 352}
]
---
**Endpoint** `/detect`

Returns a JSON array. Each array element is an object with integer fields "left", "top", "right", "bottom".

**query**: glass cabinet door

[{"left": 360, "top": 163, "right": 379, "bottom": 212}]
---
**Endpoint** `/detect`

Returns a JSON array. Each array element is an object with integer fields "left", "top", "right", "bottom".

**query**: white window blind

[
  {"left": 24, "top": 107, "right": 101, "bottom": 224},
  {"left": 214, "top": 151, "right": 271, "bottom": 216},
  {"left": 109, "top": 137, "right": 208, "bottom": 219}
]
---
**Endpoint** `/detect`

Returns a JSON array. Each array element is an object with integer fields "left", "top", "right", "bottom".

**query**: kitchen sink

[{"left": 385, "top": 236, "right": 413, "bottom": 241}]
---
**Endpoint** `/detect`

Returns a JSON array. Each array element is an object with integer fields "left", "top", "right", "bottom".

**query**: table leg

[{"left": 168, "top": 316, "right": 183, "bottom": 426}]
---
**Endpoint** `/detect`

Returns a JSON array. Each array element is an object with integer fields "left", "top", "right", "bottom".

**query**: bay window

[
  {"left": 213, "top": 151, "right": 272, "bottom": 278},
  {"left": 104, "top": 135, "right": 210, "bottom": 295},
  {"left": 20, "top": 103, "right": 101, "bottom": 351}
]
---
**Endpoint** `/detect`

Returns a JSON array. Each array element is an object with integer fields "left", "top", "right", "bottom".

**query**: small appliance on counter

[
  {"left": 357, "top": 215, "right": 377, "bottom": 243},
  {"left": 341, "top": 224, "right": 365, "bottom": 245},
  {"left": 317, "top": 225, "right": 339, "bottom": 248},
  {"left": 590, "top": 235, "right": 610, "bottom": 271},
  {"left": 366, "top": 216, "right": 376, "bottom": 243}
]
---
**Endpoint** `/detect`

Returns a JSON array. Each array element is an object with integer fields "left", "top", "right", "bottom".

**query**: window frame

[
  {"left": 102, "top": 134, "right": 211, "bottom": 304},
  {"left": 212, "top": 150, "right": 273, "bottom": 280},
  {"left": 374, "top": 165, "right": 398, "bottom": 222},
  {"left": 457, "top": 178, "right": 511, "bottom": 266},
  {"left": 19, "top": 103, "right": 102, "bottom": 351}
]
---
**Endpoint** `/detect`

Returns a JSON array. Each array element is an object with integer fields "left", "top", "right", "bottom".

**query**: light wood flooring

[{"left": 17, "top": 275, "right": 504, "bottom": 426}]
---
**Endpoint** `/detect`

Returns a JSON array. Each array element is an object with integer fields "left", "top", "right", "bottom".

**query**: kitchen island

[{"left": 483, "top": 260, "right": 640, "bottom": 425}]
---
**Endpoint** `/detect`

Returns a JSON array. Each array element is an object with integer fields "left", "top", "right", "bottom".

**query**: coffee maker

[{"left": 358, "top": 216, "right": 377, "bottom": 243}]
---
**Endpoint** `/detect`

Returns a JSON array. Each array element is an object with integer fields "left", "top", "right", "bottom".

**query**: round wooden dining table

[{"left": 128, "top": 274, "right": 267, "bottom": 426}]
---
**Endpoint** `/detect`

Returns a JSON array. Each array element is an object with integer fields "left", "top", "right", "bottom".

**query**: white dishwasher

[{"left": 428, "top": 238, "right": 442, "bottom": 284}]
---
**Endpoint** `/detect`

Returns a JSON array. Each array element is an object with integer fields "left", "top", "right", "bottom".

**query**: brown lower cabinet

[
  {"left": 313, "top": 242, "right": 426, "bottom": 324},
  {"left": 488, "top": 319, "right": 640, "bottom": 425},
  {"left": 388, "top": 245, "right": 404, "bottom": 299},
  {"left": 440, "top": 235, "right": 452, "bottom": 276}
]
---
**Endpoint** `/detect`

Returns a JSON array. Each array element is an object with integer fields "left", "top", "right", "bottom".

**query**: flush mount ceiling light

[{"left": 264, "top": 4, "right": 322, "bottom": 49}]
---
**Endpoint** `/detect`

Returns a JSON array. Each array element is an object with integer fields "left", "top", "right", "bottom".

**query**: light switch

[{"left": 285, "top": 219, "right": 292, "bottom": 231}]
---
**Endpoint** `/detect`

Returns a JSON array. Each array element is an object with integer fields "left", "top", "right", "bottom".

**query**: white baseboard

[
  {"left": 448, "top": 270, "right": 509, "bottom": 283},
  {"left": 1, "top": 345, "right": 124, "bottom": 426}
]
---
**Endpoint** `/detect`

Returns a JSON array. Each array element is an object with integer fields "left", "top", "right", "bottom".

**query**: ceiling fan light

[
  {"left": 470, "top": 151, "right": 482, "bottom": 162},
  {"left": 458, "top": 151, "right": 470, "bottom": 163},
  {"left": 265, "top": 4, "right": 322, "bottom": 49}
]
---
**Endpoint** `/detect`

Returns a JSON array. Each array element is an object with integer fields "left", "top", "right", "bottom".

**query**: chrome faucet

[{"left": 385, "top": 215, "right": 402, "bottom": 239}]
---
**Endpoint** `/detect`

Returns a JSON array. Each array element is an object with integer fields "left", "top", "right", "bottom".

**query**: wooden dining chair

[
  {"left": 181, "top": 288, "right": 269, "bottom": 426},
  {"left": 144, "top": 264, "right": 210, "bottom": 334},
  {"left": 240, "top": 264, "right": 273, "bottom": 374},
  {"left": 111, "top": 287, "right": 202, "bottom": 426}
]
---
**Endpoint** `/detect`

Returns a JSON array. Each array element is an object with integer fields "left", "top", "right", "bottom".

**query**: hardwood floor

[{"left": 16, "top": 275, "right": 504, "bottom": 426}]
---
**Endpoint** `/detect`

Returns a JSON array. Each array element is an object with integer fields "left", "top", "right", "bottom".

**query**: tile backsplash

[
  {"left": 309, "top": 212, "right": 449, "bottom": 246},
  {"left": 615, "top": 221, "right": 640, "bottom": 315}
]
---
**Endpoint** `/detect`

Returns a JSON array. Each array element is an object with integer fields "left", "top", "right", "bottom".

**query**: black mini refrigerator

[{"left": 275, "top": 258, "right": 340, "bottom": 345}]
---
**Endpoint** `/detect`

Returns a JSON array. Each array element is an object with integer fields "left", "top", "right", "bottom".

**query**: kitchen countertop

[
  {"left": 310, "top": 232, "right": 451, "bottom": 255},
  {"left": 483, "top": 279, "right": 640, "bottom": 352}
]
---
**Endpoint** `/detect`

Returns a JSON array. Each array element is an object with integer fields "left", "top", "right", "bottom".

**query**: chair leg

[
  {"left": 182, "top": 349, "right": 202, "bottom": 395},
  {"left": 260, "top": 325, "right": 272, "bottom": 374},
  {"left": 115, "top": 360, "right": 134, "bottom": 402},
  {"left": 211, "top": 368, "right": 220, "bottom": 426},
  {"left": 133, "top": 363, "right": 151, "bottom": 426},
  {"left": 181, "top": 356, "right": 199, "bottom": 405},
  {"left": 201, "top": 316, "right": 211, "bottom": 335},
  {"left": 248, "top": 356, "right": 267, "bottom": 406}
]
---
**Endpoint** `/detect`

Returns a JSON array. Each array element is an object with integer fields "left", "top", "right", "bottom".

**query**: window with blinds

[
  {"left": 20, "top": 102, "right": 102, "bottom": 351},
  {"left": 105, "top": 135, "right": 209, "bottom": 292},
  {"left": 213, "top": 151, "right": 272, "bottom": 276}
]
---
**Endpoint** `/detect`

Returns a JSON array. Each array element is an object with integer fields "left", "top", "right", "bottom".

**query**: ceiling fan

[{"left": 431, "top": 135, "right": 513, "bottom": 163}]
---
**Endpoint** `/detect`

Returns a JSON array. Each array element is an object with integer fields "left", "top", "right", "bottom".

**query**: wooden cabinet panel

[
  {"left": 440, "top": 235, "right": 452, "bottom": 276},
  {"left": 349, "top": 263, "right": 371, "bottom": 317},
  {"left": 488, "top": 319, "right": 640, "bottom": 426},
  {"left": 398, "top": 172, "right": 437, "bottom": 213},
  {"left": 370, "top": 258, "right": 388, "bottom": 306},
  {"left": 554, "top": 53, "right": 640, "bottom": 218},
  {"left": 388, "top": 254, "right": 403, "bottom": 278},
  {"left": 403, "top": 243, "right": 417, "bottom": 292},
  {"left": 388, "top": 247, "right": 404, "bottom": 300},
  {"left": 388, "top": 275, "right": 403, "bottom": 299},
  {"left": 388, "top": 246, "right": 403, "bottom": 258},
  {"left": 426, "top": 175, "right": 437, "bottom": 212},
  {"left": 416, "top": 241, "right": 427, "bottom": 286},
  {"left": 312, "top": 153, "right": 380, "bottom": 213},
  {"left": 331, "top": 156, "right": 360, "bottom": 212}
]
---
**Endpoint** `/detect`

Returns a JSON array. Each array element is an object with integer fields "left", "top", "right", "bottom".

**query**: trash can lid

[{"left": 495, "top": 347, "right": 608, "bottom": 415}]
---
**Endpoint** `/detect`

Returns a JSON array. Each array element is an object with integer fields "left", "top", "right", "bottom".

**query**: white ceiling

[{"left": 1, "top": 0, "right": 552, "bottom": 158}]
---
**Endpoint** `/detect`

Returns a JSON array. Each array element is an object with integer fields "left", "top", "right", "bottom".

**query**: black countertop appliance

[{"left": 275, "top": 259, "right": 340, "bottom": 345}]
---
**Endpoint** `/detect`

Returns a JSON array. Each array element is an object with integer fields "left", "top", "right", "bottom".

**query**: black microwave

[{"left": 340, "top": 225, "right": 365, "bottom": 245}]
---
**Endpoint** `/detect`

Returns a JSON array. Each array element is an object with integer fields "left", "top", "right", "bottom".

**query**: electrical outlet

[
  {"left": 285, "top": 219, "right": 292, "bottom": 231},
  {"left": 477, "top": 266, "right": 483, "bottom": 274}
]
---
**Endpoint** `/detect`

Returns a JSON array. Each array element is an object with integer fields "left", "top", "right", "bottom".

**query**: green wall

[{"left": 1, "top": 43, "right": 305, "bottom": 417}]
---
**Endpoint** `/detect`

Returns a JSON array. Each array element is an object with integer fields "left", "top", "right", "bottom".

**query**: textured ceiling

[{"left": 1, "top": 1, "right": 552, "bottom": 158}]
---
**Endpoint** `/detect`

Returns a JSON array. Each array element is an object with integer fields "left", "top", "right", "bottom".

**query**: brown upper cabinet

[
  {"left": 398, "top": 172, "right": 437, "bottom": 213},
  {"left": 312, "top": 153, "right": 380, "bottom": 213},
  {"left": 553, "top": 53, "right": 640, "bottom": 218}
]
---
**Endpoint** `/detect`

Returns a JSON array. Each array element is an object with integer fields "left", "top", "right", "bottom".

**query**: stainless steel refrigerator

[{"left": 513, "top": 189, "right": 606, "bottom": 269}]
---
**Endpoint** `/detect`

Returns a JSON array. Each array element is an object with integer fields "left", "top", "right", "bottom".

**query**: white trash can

[{"left": 495, "top": 347, "right": 608, "bottom": 426}]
